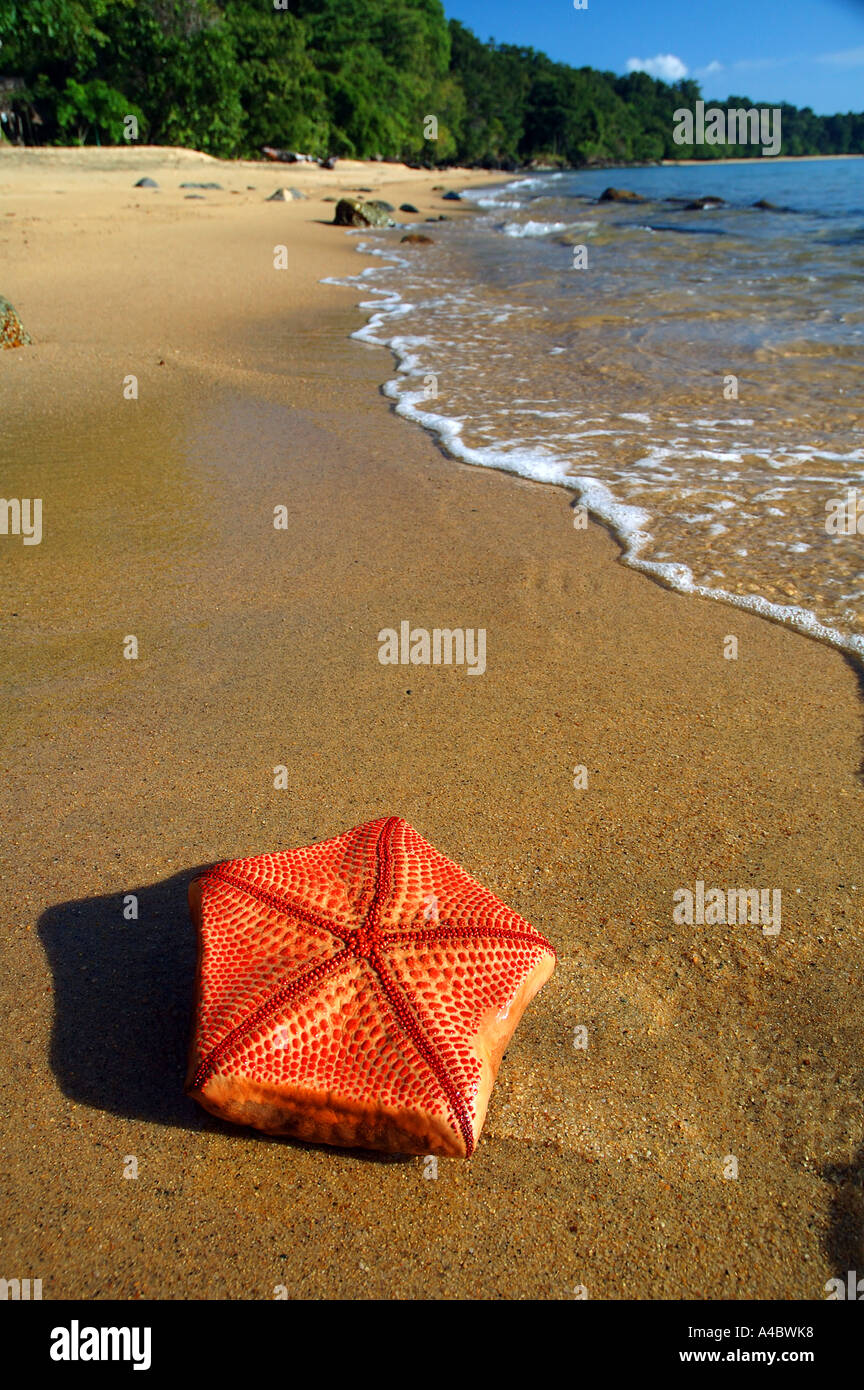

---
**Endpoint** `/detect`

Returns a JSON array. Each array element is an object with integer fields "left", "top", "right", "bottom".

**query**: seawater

[{"left": 329, "top": 159, "right": 864, "bottom": 662}]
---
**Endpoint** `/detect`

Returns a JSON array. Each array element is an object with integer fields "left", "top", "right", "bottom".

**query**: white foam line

[{"left": 323, "top": 235, "right": 864, "bottom": 668}]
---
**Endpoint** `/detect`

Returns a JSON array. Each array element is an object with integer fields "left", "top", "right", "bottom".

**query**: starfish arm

[
  {"left": 202, "top": 868, "right": 352, "bottom": 943},
  {"left": 380, "top": 923, "right": 556, "bottom": 954},
  {"left": 370, "top": 953, "right": 477, "bottom": 1156},
  {"left": 189, "top": 947, "right": 353, "bottom": 1090}
]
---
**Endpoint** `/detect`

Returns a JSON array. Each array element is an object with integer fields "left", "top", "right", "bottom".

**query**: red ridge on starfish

[{"left": 186, "top": 816, "right": 556, "bottom": 1156}]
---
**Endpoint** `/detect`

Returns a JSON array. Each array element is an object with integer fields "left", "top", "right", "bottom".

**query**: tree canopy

[{"left": 1, "top": 0, "right": 860, "bottom": 162}]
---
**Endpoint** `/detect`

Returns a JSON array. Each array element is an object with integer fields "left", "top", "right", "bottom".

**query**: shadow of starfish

[
  {"left": 822, "top": 1144, "right": 864, "bottom": 1284},
  {"left": 37, "top": 867, "right": 418, "bottom": 1163},
  {"left": 39, "top": 868, "right": 210, "bottom": 1128}
]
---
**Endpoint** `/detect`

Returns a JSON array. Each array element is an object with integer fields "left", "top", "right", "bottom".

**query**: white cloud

[
  {"left": 626, "top": 53, "right": 689, "bottom": 82},
  {"left": 697, "top": 60, "right": 724, "bottom": 76},
  {"left": 816, "top": 46, "right": 864, "bottom": 68}
]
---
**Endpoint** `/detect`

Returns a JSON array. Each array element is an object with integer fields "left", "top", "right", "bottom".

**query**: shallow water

[{"left": 336, "top": 159, "right": 864, "bottom": 660}]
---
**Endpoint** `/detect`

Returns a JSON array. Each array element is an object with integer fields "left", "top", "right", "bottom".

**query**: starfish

[{"left": 186, "top": 816, "right": 555, "bottom": 1156}]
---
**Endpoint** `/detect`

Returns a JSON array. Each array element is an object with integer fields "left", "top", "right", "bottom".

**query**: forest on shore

[{"left": 1, "top": 0, "right": 861, "bottom": 165}]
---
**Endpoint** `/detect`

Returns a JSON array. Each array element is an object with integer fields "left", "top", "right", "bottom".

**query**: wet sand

[{"left": 1, "top": 147, "right": 862, "bottom": 1300}]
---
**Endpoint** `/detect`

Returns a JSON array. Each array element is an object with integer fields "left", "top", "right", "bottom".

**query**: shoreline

[
  {"left": 1, "top": 148, "right": 863, "bottom": 1300},
  {"left": 335, "top": 185, "right": 864, "bottom": 673}
]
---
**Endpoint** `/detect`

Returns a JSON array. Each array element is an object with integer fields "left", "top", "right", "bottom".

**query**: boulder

[
  {"left": 399, "top": 203, "right": 419, "bottom": 214},
  {"left": 441, "top": 190, "right": 462, "bottom": 201},
  {"left": 321, "top": 156, "right": 338, "bottom": 170},
  {"left": 0, "top": 296, "right": 31, "bottom": 349},
  {"left": 261, "top": 146, "right": 315, "bottom": 163},
  {"left": 400, "top": 233, "right": 434, "bottom": 245},
  {"left": 598, "top": 187, "right": 647, "bottom": 203},
  {"left": 364, "top": 198, "right": 394, "bottom": 213},
  {"left": 333, "top": 197, "right": 395, "bottom": 228}
]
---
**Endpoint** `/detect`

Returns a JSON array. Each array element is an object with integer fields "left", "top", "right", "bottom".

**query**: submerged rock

[
  {"left": 0, "top": 296, "right": 31, "bottom": 349},
  {"left": 401, "top": 233, "right": 434, "bottom": 244},
  {"left": 598, "top": 187, "right": 647, "bottom": 203},
  {"left": 333, "top": 197, "right": 395, "bottom": 228}
]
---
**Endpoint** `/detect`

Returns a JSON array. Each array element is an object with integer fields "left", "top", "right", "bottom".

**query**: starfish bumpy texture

[{"left": 186, "top": 816, "right": 555, "bottom": 1156}]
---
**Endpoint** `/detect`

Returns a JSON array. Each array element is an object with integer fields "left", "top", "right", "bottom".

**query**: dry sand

[{"left": 0, "top": 146, "right": 862, "bottom": 1301}]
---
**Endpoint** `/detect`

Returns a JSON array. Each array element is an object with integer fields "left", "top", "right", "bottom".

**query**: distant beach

[{"left": 662, "top": 152, "right": 864, "bottom": 165}]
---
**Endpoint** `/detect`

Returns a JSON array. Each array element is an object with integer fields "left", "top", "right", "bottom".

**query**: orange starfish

[{"left": 186, "top": 816, "right": 555, "bottom": 1156}]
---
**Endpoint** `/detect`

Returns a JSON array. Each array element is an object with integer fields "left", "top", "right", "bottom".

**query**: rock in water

[
  {"left": 267, "top": 187, "right": 306, "bottom": 201},
  {"left": 399, "top": 202, "right": 419, "bottom": 213},
  {"left": 0, "top": 296, "right": 31, "bottom": 349},
  {"left": 598, "top": 187, "right": 647, "bottom": 203},
  {"left": 401, "top": 233, "right": 434, "bottom": 244},
  {"left": 333, "top": 197, "right": 395, "bottom": 228},
  {"left": 135, "top": 177, "right": 158, "bottom": 188},
  {"left": 684, "top": 196, "right": 725, "bottom": 210}
]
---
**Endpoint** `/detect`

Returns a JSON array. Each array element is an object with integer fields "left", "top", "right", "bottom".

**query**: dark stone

[
  {"left": 364, "top": 199, "right": 394, "bottom": 213},
  {"left": 684, "top": 196, "right": 725, "bottom": 210},
  {"left": 180, "top": 182, "right": 223, "bottom": 190},
  {"left": 441, "top": 190, "right": 462, "bottom": 201},
  {"left": 0, "top": 295, "right": 31, "bottom": 349},
  {"left": 400, "top": 233, "right": 434, "bottom": 245},
  {"left": 261, "top": 147, "right": 314, "bottom": 164},
  {"left": 332, "top": 197, "right": 395, "bottom": 228},
  {"left": 184, "top": 194, "right": 205, "bottom": 200},
  {"left": 135, "top": 177, "right": 158, "bottom": 188},
  {"left": 753, "top": 198, "right": 782, "bottom": 210},
  {"left": 266, "top": 187, "right": 306, "bottom": 201},
  {"left": 321, "top": 156, "right": 338, "bottom": 170},
  {"left": 598, "top": 187, "right": 647, "bottom": 203},
  {"left": 399, "top": 203, "right": 419, "bottom": 213}
]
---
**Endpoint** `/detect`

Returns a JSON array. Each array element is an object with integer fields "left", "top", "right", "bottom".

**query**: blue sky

[{"left": 443, "top": 0, "right": 864, "bottom": 114}]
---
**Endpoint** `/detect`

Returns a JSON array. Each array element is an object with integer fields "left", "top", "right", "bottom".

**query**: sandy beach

[{"left": 1, "top": 146, "right": 862, "bottom": 1300}]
